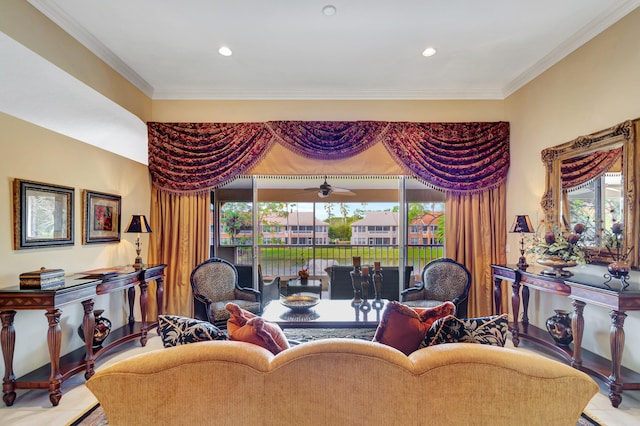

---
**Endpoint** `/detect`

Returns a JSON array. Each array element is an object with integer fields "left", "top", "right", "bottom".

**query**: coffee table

[{"left": 262, "top": 298, "right": 388, "bottom": 328}]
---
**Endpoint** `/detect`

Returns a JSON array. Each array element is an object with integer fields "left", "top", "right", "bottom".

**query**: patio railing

[{"left": 235, "top": 243, "right": 444, "bottom": 280}]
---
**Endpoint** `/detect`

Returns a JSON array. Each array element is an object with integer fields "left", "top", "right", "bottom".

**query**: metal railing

[{"left": 235, "top": 244, "right": 444, "bottom": 280}]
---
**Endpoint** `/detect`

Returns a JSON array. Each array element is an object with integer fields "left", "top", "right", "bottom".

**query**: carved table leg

[
  {"left": 1, "top": 310, "right": 17, "bottom": 406},
  {"left": 156, "top": 277, "right": 164, "bottom": 316},
  {"left": 45, "top": 309, "right": 63, "bottom": 407},
  {"left": 81, "top": 300, "right": 95, "bottom": 380},
  {"left": 521, "top": 285, "right": 530, "bottom": 333},
  {"left": 511, "top": 281, "right": 521, "bottom": 347},
  {"left": 493, "top": 276, "right": 502, "bottom": 315},
  {"left": 139, "top": 281, "right": 149, "bottom": 346},
  {"left": 608, "top": 310, "right": 627, "bottom": 408},
  {"left": 570, "top": 300, "right": 585, "bottom": 369},
  {"left": 127, "top": 286, "right": 136, "bottom": 328}
]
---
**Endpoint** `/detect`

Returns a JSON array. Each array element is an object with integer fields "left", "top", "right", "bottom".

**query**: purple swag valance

[
  {"left": 148, "top": 121, "right": 510, "bottom": 194},
  {"left": 561, "top": 147, "right": 622, "bottom": 190}
]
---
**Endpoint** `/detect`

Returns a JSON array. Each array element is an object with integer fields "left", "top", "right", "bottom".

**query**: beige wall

[
  {"left": 505, "top": 8, "right": 640, "bottom": 373},
  {"left": 0, "top": 112, "right": 151, "bottom": 376}
]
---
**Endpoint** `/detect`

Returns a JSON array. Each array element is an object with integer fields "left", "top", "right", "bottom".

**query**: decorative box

[{"left": 19, "top": 267, "right": 65, "bottom": 289}]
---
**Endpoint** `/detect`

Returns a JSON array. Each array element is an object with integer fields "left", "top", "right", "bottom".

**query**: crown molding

[
  {"left": 28, "top": 0, "right": 155, "bottom": 98},
  {"left": 502, "top": 0, "right": 640, "bottom": 98}
]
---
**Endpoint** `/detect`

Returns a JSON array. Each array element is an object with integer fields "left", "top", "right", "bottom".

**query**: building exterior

[
  {"left": 408, "top": 212, "right": 443, "bottom": 245},
  {"left": 350, "top": 211, "right": 399, "bottom": 245}
]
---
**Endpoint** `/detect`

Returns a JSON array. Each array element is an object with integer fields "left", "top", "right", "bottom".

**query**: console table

[
  {"left": 0, "top": 264, "right": 166, "bottom": 407},
  {"left": 491, "top": 263, "right": 640, "bottom": 407}
]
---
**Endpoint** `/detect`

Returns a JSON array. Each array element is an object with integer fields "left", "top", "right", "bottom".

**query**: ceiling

[
  {"left": 2, "top": 1, "right": 639, "bottom": 165},
  {"left": 27, "top": 0, "right": 640, "bottom": 100}
]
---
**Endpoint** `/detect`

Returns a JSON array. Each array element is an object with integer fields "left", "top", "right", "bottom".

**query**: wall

[
  {"left": 0, "top": 112, "right": 151, "bottom": 379},
  {"left": 505, "top": 7, "right": 640, "bottom": 373}
]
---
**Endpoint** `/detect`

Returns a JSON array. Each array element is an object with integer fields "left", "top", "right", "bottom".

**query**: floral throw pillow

[
  {"left": 158, "top": 314, "right": 227, "bottom": 348},
  {"left": 422, "top": 314, "right": 508, "bottom": 348}
]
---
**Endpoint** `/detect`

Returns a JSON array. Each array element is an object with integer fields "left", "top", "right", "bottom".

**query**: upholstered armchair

[
  {"left": 401, "top": 258, "right": 471, "bottom": 318},
  {"left": 190, "top": 258, "right": 261, "bottom": 325},
  {"left": 235, "top": 264, "right": 281, "bottom": 312}
]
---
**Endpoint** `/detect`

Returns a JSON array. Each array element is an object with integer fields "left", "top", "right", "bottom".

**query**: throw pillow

[
  {"left": 373, "top": 300, "right": 456, "bottom": 355},
  {"left": 422, "top": 313, "right": 508, "bottom": 348},
  {"left": 225, "top": 302, "right": 290, "bottom": 354},
  {"left": 158, "top": 314, "right": 227, "bottom": 348}
]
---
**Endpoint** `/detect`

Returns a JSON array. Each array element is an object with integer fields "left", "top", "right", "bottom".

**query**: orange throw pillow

[
  {"left": 225, "top": 303, "right": 289, "bottom": 354},
  {"left": 373, "top": 300, "right": 456, "bottom": 355}
]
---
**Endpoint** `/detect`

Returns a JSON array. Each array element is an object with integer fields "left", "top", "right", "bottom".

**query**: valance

[
  {"left": 148, "top": 121, "right": 510, "bottom": 194},
  {"left": 561, "top": 147, "right": 622, "bottom": 190}
]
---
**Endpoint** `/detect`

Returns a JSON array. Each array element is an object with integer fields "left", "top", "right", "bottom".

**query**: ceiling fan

[{"left": 304, "top": 177, "right": 356, "bottom": 198}]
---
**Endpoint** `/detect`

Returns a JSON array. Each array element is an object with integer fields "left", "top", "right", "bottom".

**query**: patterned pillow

[
  {"left": 158, "top": 314, "right": 227, "bottom": 348},
  {"left": 422, "top": 314, "right": 508, "bottom": 348},
  {"left": 373, "top": 300, "right": 456, "bottom": 355}
]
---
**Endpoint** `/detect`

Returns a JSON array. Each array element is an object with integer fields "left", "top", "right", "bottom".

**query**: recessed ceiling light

[
  {"left": 322, "top": 5, "right": 337, "bottom": 16},
  {"left": 422, "top": 47, "right": 437, "bottom": 57},
  {"left": 218, "top": 46, "right": 233, "bottom": 57}
]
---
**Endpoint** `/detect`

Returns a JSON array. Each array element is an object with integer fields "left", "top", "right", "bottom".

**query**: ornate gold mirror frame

[{"left": 540, "top": 119, "right": 639, "bottom": 267}]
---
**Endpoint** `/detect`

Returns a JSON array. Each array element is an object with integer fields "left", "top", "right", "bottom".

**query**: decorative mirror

[{"left": 540, "top": 119, "right": 639, "bottom": 267}]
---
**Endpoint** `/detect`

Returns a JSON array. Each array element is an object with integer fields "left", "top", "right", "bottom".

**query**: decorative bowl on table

[{"left": 280, "top": 295, "right": 319, "bottom": 312}]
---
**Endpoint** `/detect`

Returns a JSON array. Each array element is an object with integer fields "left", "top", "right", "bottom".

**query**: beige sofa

[{"left": 87, "top": 338, "right": 597, "bottom": 425}]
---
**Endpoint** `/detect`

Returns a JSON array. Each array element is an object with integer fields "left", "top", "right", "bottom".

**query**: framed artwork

[
  {"left": 83, "top": 190, "right": 121, "bottom": 244},
  {"left": 13, "top": 179, "right": 75, "bottom": 249}
]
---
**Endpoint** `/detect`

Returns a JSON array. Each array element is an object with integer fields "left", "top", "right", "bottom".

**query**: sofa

[
  {"left": 325, "top": 265, "right": 413, "bottom": 300},
  {"left": 86, "top": 338, "right": 597, "bottom": 426}
]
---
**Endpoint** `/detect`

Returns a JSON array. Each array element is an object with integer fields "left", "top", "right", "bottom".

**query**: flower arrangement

[
  {"left": 527, "top": 223, "right": 588, "bottom": 265},
  {"left": 298, "top": 268, "right": 309, "bottom": 279},
  {"left": 602, "top": 222, "right": 633, "bottom": 262}
]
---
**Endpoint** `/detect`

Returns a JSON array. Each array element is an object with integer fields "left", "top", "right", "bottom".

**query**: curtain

[
  {"left": 147, "top": 120, "right": 510, "bottom": 317},
  {"left": 561, "top": 147, "right": 622, "bottom": 190},
  {"left": 445, "top": 185, "right": 507, "bottom": 317},
  {"left": 148, "top": 121, "right": 509, "bottom": 194},
  {"left": 147, "top": 187, "right": 209, "bottom": 316}
]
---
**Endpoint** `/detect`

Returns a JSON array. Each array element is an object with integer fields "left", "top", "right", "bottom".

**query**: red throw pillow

[
  {"left": 225, "top": 303, "right": 289, "bottom": 354},
  {"left": 373, "top": 300, "right": 456, "bottom": 355}
]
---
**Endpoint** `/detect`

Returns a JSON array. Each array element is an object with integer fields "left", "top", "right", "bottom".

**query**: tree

[{"left": 220, "top": 202, "right": 252, "bottom": 245}]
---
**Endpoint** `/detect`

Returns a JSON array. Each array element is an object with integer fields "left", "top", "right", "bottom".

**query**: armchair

[
  {"left": 235, "top": 264, "right": 281, "bottom": 312},
  {"left": 401, "top": 258, "right": 471, "bottom": 318},
  {"left": 190, "top": 258, "right": 261, "bottom": 325}
]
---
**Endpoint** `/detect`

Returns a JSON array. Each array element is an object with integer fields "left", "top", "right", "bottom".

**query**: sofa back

[
  {"left": 325, "top": 265, "right": 413, "bottom": 300},
  {"left": 87, "top": 339, "right": 598, "bottom": 426}
]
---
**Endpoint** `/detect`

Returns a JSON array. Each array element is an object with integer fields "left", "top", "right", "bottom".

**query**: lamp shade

[
  {"left": 509, "top": 215, "right": 533, "bottom": 233},
  {"left": 125, "top": 215, "right": 152, "bottom": 233}
]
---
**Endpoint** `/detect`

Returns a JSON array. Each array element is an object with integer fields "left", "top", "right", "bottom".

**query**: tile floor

[{"left": 1, "top": 333, "right": 639, "bottom": 425}]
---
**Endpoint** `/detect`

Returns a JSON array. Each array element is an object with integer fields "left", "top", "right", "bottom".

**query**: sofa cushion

[
  {"left": 422, "top": 313, "right": 508, "bottom": 348},
  {"left": 158, "top": 314, "right": 227, "bottom": 348},
  {"left": 226, "top": 302, "right": 290, "bottom": 354},
  {"left": 373, "top": 300, "right": 455, "bottom": 355}
]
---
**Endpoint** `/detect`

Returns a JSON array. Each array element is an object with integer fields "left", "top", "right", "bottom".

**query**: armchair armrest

[
  {"left": 192, "top": 292, "right": 213, "bottom": 322},
  {"left": 235, "top": 287, "right": 261, "bottom": 302},
  {"left": 400, "top": 285, "right": 426, "bottom": 302}
]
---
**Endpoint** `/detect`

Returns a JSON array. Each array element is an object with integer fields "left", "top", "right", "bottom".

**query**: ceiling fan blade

[{"left": 332, "top": 189, "right": 356, "bottom": 196}]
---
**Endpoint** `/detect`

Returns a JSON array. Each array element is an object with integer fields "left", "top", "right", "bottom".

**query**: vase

[
  {"left": 545, "top": 309, "right": 573, "bottom": 346},
  {"left": 607, "top": 261, "right": 630, "bottom": 278},
  {"left": 78, "top": 309, "right": 112, "bottom": 348},
  {"left": 299, "top": 277, "right": 308, "bottom": 285},
  {"left": 536, "top": 256, "right": 577, "bottom": 277}
]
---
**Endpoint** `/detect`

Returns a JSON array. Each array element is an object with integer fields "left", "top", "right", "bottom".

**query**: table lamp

[
  {"left": 509, "top": 214, "right": 534, "bottom": 270},
  {"left": 125, "top": 215, "right": 152, "bottom": 269}
]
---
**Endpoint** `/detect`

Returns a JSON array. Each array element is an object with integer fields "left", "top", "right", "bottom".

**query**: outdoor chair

[
  {"left": 235, "top": 264, "right": 281, "bottom": 312},
  {"left": 401, "top": 258, "right": 471, "bottom": 318},
  {"left": 190, "top": 257, "right": 261, "bottom": 326}
]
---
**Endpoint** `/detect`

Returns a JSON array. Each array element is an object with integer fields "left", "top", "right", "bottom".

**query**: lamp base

[
  {"left": 516, "top": 257, "right": 528, "bottom": 270},
  {"left": 133, "top": 256, "right": 144, "bottom": 270}
]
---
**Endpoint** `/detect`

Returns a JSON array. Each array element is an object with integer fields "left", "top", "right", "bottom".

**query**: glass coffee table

[{"left": 262, "top": 298, "right": 388, "bottom": 328}]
